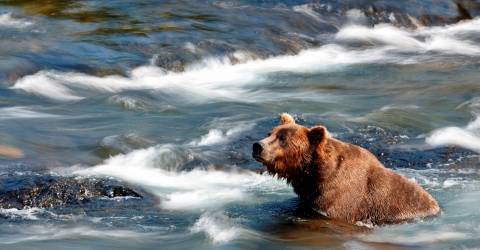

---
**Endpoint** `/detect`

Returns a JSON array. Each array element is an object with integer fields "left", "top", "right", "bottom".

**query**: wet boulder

[
  {"left": 0, "top": 175, "right": 142, "bottom": 209},
  {"left": 308, "top": 0, "right": 480, "bottom": 27},
  {"left": 341, "top": 125, "right": 478, "bottom": 170}
]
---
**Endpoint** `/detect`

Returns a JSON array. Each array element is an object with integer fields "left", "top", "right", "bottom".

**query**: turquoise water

[{"left": 0, "top": 1, "right": 480, "bottom": 249}]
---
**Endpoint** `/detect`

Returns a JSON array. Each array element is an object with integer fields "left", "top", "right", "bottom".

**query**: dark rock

[
  {"left": 150, "top": 52, "right": 186, "bottom": 72},
  {"left": 339, "top": 125, "right": 479, "bottom": 170},
  {"left": 309, "top": 0, "right": 480, "bottom": 27},
  {"left": 0, "top": 175, "right": 142, "bottom": 209}
]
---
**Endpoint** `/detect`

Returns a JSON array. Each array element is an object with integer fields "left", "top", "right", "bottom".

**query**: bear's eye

[
  {"left": 278, "top": 134, "right": 286, "bottom": 141},
  {"left": 267, "top": 132, "right": 271, "bottom": 137}
]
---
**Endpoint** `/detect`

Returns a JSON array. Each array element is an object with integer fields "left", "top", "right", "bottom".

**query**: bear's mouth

[
  {"left": 252, "top": 155, "right": 277, "bottom": 174},
  {"left": 252, "top": 149, "right": 264, "bottom": 162},
  {"left": 252, "top": 153, "right": 264, "bottom": 163}
]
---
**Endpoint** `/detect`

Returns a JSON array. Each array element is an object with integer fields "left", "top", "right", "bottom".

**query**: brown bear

[{"left": 252, "top": 113, "right": 440, "bottom": 225}]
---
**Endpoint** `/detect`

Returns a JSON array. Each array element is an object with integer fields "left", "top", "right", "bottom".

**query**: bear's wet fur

[{"left": 252, "top": 113, "right": 440, "bottom": 225}]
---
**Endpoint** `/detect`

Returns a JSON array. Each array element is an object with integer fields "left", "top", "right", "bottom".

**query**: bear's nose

[{"left": 252, "top": 142, "right": 263, "bottom": 159}]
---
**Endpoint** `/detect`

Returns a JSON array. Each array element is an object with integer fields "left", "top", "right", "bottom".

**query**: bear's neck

[
  {"left": 289, "top": 162, "right": 320, "bottom": 202},
  {"left": 289, "top": 141, "right": 336, "bottom": 203}
]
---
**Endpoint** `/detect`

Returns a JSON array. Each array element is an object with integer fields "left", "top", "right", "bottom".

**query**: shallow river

[{"left": 0, "top": 1, "right": 480, "bottom": 249}]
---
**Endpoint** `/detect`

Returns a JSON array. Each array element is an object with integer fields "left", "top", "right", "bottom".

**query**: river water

[{"left": 0, "top": 1, "right": 480, "bottom": 249}]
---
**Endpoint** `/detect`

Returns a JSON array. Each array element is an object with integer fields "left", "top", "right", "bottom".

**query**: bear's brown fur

[{"left": 252, "top": 113, "right": 440, "bottom": 225}]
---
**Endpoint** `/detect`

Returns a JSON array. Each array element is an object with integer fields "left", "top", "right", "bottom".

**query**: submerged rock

[
  {"left": 308, "top": 0, "right": 480, "bottom": 27},
  {"left": 0, "top": 175, "right": 142, "bottom": 209},
  {"left": 96, "top": 133, "right": 155, "bottom": 157},
  {"left": 342, "top": 125, "right": 478, "bottom": 170}
]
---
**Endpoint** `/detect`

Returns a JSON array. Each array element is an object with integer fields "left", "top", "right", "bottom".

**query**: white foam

[
  {"left": 426, "top": 116, "right": 480, "bottom": 152},
  {"left": 191, "top": 129, "right": 228, "bottom": 146},
  {"left": 426, "top": 126, "right": 480, "bottom": 152},
  {"left": 190, "top": 212, "right": 245, "bottom": 244},
  {"left": 0, "top": 208, "right": 46, "bottom": 220},
  {"left": 11, "top": 18, "right": 480, "bottom": 102},
  {"left": 0, "top": 225, "right": 155, "bottom": 244},
  {"left": 12, "top": 72, "right": 83, "bottom": 101},
  {"left": 108, "top": 95, "right": 146, "bottom": 110},
  {"left": 190, "top": 123, "right": 254, "bottom": 146},
  {"left": 10, "top": 45, "right": 387, "bottom": 101},
  {"left": 365, "top": 230, "right": 467, "bottom": 244},
  {"left": 184, "top": 42, "right": 199, "bottom": 53},
  {"left": 396, "top": 167, "right": 479, "bottom": 192},
  {"left": 0, "top": 13, "right": 32, "bottom": 29},
  {"left": 99, "top": 196, "right": 141, "bottom": 201},
  {"left": 74, "top": 145, "right": 291, "bottom": 211},
  {"left": 0, "top": 106, "right": 61, "bottom": 119},
  {"left": 379, "top": 104, "right": 419, "bottom": 111},
  {"left": 336, "top": 22, "right": 480, "bottom": 55},
  {"left": 442, "top": 179, "right": 461, "bottom": 188},
  {"left": 162, "top": 189, "right": 245, "bottom": 210},
  {"left": 354, "top": 220, "right": 374, "bottom": 229},
  {"left": 388, "top": 12, "right": 396, "bottom": 23},
  {"left": 292, "top": 4, "right": 325, "bottom": 23}
]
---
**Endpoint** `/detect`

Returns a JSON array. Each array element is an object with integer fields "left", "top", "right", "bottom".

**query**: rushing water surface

[{"left": 0, "top": 0, "right": 480, "bottom": 249}]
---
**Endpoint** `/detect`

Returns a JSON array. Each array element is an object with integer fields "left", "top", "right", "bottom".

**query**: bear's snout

[{"left": 252, "top": 142, "right": 264, "bottom": 161}]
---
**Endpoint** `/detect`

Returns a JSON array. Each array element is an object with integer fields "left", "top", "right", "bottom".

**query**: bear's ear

[
  {"left": 308, "top": 126, "right": 329, "bottom": 146},
  {"left": 280, "top": 113, "right": 295, "bottom": 125}
]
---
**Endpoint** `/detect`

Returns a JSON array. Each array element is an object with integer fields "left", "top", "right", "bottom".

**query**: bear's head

[{"left": 252, "top": 113, "right": 329, "bottom": 181}]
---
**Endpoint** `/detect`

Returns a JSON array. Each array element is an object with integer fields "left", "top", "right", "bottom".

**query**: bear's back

[{"left": 311, "top": 138, "right": 440, "bottom": 225}]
